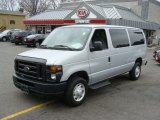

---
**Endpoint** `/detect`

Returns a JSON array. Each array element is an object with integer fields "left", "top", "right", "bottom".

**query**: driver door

[{"left": 89, "top": 29, "right": 112, "bottom": 84}]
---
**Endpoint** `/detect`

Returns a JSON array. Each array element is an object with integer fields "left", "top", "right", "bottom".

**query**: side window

[
  {"left": 91, "top": 29, "right": 108, "bottom": 50},
  {"left": 28, "top": 32, "right": 31, "bottom": 35},
  {"left": 128, "top": 29, "right": 145, "bottom": 46},
  {"left": 109, "top": 29, "right": 130, "bottom": 48},
  {"left": 24, "top": 32, "right": 28, "bottom": 36},
  {"left": 7, "top": 32, "right": 11, "bottom": 35}
]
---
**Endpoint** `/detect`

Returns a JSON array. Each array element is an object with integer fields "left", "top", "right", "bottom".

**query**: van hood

[{"left": 18, "top": 48, "right": 87, "bottom": 65}]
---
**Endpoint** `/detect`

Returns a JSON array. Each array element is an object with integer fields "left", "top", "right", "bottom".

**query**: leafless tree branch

[{"left": 0, "top": 0, "right": 17, "bottom": 11}]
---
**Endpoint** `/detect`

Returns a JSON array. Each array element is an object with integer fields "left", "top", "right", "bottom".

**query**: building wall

[
  {"left": 148, "top": 2, "right": 160, "bottom": 39},
  {"left": 0, "top": 14, "right": 25, "bottom": 31},
  {"left": 148, "top": 2, "right": 160, "bottom": 24},
  {"left": 155, "top": 30, "right": 160, "bottom": 44}
]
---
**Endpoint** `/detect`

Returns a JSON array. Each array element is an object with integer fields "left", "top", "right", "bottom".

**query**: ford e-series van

[{"left": 13, "top": 25, "right": 147, "bottom": 106}]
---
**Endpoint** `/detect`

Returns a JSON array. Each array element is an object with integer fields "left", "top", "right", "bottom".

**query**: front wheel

[
  {"left": 64, "top": 77, "right": 88, "bottom": 107},
  {"left": 2, "top": 37, "right": 7, "bottom": 42},
  {"left": 27, "top": 44, "right": 31, "bottom": 47},
  {"left": 129, "top": 62, "right": 141, "bottom": 81},
  {"left": 35, "top": 42, "right": 40, "bottom": 47}
]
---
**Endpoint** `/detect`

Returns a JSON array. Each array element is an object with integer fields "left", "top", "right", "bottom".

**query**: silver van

[{"left": 13, "top": 25, "right": 147, "bottom": 106}]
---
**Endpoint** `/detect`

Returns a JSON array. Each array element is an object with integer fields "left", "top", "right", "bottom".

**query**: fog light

[{"left": 51, "top": 74, "right": 56, "bottom": 80}]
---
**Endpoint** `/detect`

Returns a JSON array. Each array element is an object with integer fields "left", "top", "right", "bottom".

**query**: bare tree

[
  {"left": 0, "top": 0, "right": 17, "bottom": 11},
  {"left": 49, "top": 0, "right": 59, "bottom": 9},
  {"left": 18, "top": 0, "right": 50, "bottom": 16},
  {"left": 48, "top": 0, "right": 64, "bottom": 10}
]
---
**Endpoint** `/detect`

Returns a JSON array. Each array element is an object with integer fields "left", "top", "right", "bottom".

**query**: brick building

[{"left": 0, "top": 10, "right": 26, "bottom": 32}]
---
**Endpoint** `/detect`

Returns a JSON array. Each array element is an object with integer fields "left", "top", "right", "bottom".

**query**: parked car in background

[
  {"left": 154, "top": 50, "right": 160, "bottom": 63},
  {"left": 9, "top": 30, "right": 22, "bottom": 42},
  {"left": 24, "top": 34, "right": 46, "bottom": 47},
  {"left": 153, "top": 49, "right": 160, "bottom": 58},
  {"left": 10, "top": 31, "right": 21, "bottom": 43},
  {"left": 11, "top": 31, "right": 34, "bottom": 45},
  {"left": 0, "top": 29, "right": 20, "bottom": 42}
]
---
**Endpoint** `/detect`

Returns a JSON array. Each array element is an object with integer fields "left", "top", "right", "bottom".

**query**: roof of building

[
  {"left": 26, "top": 3, "right": 144, "bottom": 22},
  {"left": 25, "top": 1, "right": 160, "bottom": 30},
  {"left": 0, "top": 10, "right": 25, "bottom": 16},
  {"left": 27, "top": 10, "right": 72, "bottom": 20}
]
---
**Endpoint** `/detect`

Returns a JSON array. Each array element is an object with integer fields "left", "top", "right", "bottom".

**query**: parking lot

[{"left": 0, "top": 42, "right": 160, "bottom": 120}]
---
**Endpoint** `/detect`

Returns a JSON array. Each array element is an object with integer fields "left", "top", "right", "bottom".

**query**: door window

[
  {"left": 109, "top": 29, "right": 130, "bottom": 48},
  {"left": 90, "top": 29, "right": 108, "bottom": 50}
]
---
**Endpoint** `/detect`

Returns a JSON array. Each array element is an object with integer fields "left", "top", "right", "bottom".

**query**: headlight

[{"left": 51, "top": 74, "right": 56, "bottom": 80}]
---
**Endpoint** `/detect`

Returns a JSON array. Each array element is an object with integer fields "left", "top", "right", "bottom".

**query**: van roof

[{"left": 63, "top": 24, "right": 141, "bottom": 29}]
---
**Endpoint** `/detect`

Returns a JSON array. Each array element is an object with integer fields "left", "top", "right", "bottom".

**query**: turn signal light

[
  {"left": 50, "top": 66, "right": 56, "bottom": 72},
  {"left": 50, "top": 65, "right": 62, "bottom": 72},
  {"left": 57, "top": 66, "right": 62, "bottom": 71}
]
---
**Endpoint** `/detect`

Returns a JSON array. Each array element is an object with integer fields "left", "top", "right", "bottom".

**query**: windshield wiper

[
  {"left": 39, "top": 45, "right": 79, "bottom": 51},
  {"left": 52, "top": 45, "right": 77, "bottom": 51}
]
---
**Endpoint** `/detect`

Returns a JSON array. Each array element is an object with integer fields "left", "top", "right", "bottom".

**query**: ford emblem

[{"left": 24, "top": 66, "right": 30, "bottom": 72}]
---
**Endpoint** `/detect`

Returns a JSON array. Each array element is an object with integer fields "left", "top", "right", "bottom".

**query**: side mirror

[{"left": 90, "top": 41, "right": 103, "bottom": 52}]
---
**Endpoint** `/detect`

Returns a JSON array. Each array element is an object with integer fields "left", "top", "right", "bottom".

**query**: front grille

[{"left": 15, "top": 58, "right": 46, "bottom": 81}]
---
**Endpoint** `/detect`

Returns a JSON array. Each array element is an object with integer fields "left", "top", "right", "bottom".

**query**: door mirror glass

[{"left": 90, "top": 41, "right": 103, "bottom": 52}]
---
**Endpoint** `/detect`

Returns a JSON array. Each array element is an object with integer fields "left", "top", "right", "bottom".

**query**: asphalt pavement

[{"left": 0, "top": 42, "right": 160, "bottom": 120}]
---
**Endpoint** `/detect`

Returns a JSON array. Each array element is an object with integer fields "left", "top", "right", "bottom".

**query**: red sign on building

[{"left": 76, "top": 7, "right": 90, "bottom": 18}]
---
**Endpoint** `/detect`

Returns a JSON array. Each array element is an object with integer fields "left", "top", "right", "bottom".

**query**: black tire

[
  {"left": 15, "top": 42, "right": 19, "bottom": 45},
  {"left": 64, "top": 77, "right": 88, "bottom": 107},
  {"left": 129, "top": 62, "right": 141, "bottom": 81},
  {"left": 35, "top": 42, "right": 40, "bottom": 47},
  {"left": 2, "top": 37, "right": 7, "bottom": 42},
  {"left": 27, "top": 44, "right": 31, "bottom": 47}
]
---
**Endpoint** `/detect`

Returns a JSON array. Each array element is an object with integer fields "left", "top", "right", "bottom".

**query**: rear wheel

[
  {"left": 129, "top": 62, "right": 141, "bottom": 81},
  {"left": 64, "top": 77, "right": 88, "bottom": 107},
  {"left": 15, "top": 42, "right": 19, "bottom": 45}
]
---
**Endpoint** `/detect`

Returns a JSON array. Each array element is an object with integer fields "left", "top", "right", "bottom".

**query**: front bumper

[
  {"left": 15, "top": 39, "right": 23, "bottom": 44},
  {"left": 13, "top": 74, "right": 67, "bottom": 95}
]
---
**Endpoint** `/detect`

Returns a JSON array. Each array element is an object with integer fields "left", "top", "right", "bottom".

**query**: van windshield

[{"left": 40, "top": 27, "right": 91, "bottom": 51}]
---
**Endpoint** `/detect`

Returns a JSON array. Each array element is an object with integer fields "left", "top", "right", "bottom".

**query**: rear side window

[
  {"left": 128, "top": 29, "right": 145, "bottom": 46},
  {"left": 109, "top": 29, "right": 129, "bottom": 48}
]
